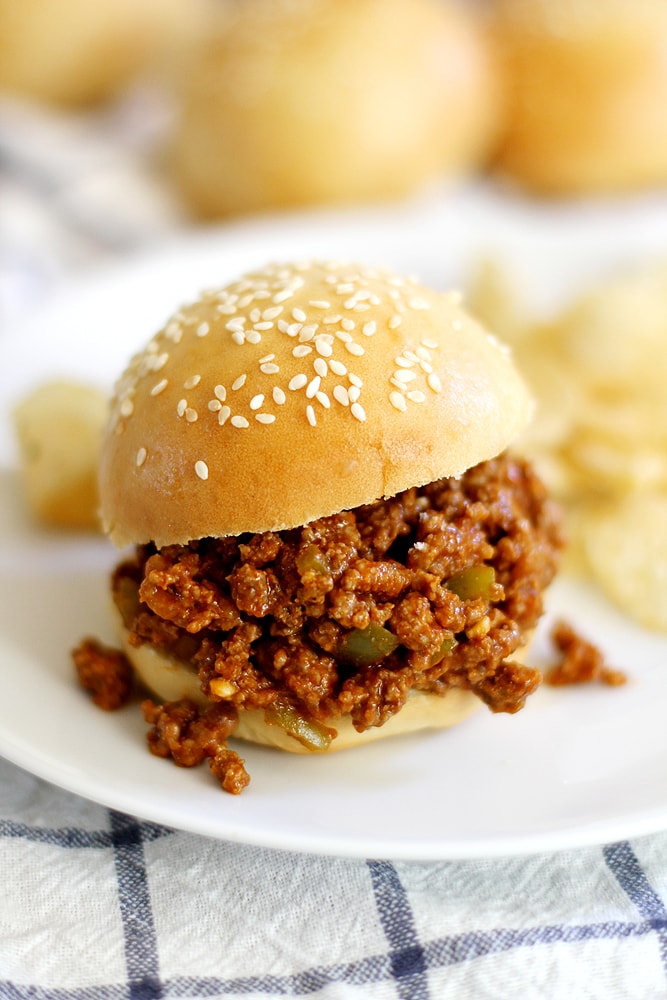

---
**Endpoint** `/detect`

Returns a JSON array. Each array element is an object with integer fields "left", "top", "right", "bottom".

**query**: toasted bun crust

[
  {"left": 116, "top": 616, "right": 481, "bottom": 753},
  {"left": 491, "top": 0, "right": 667, "bottom": 194},
  {"left": 99, "top": 261, "right": 533, "bottom": 548},
  {"left": 169, "top": 0, "right": 502, "bottom": 217}
]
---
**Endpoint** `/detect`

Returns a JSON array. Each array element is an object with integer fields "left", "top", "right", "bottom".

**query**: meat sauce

[{"left": 74, "top": 453, "right": 565, "bottom": 791}]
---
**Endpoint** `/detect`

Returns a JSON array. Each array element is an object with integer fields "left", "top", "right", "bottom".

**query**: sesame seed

[
  {"left": 216, "top": 303, "right": 237, "bottom": 315},
  {"left": 249, "top": 394, "right": 264, "bottom": 410},
  {"left": 246, "top": 331, "right": 262, "bottom": 344},
  {"left": 231, "top": 374, "right": 247, "bottom": 391},
  {"left": 136, "top": 447, "right": 147, "bottom": 467},
  {"left": 333, "top": 385, "right": 349, "bottom": 406},
  {"left": 262, "top": 306, "right": 283, "bottom": 320},
  {"left": 273, "top": 289, "right": 293, "bottom": 303},
  {"left": 289, "top": 373, "right": 308, "bottom": 391},
  {"left": 254, "top": 321, "right": 274, "bottom": 331},
  {"left": 292, "top": 344, "right": 312, "bottom": 358},
  {"left": 316, "top": 391, "right": 330, "bottom": 408},
  {"left": 348, "top": 385, "right": 361, "bottom": 403},
  {"left": 231, "top": 415, "right": 250, "bottom": 428},
  {"left": 273, "top": 387, "right": 286, "bottom": 405},
  {"left": 120, "top": 398, "right": 134, "bottom": 417},
  {"left": 351, "top": 402, "right": 366, "bottom": 422},
  {"left": 394, "top": 369, "right": 416, "bottom": 383},
  {"left": 185, "top": 408, "right": 198, "bottom": 422},
  {"left": 177, "top": 399, "right": 187, "bottom": 417},
  {"left": 407, "top": 390, "right": 426, "bottom": 403},
  {"left": 419, "top": 360, "right": 433, "bottom": 374},
  {"left": 218, "top": 405, "right": 231, "bottom": 425},
  {"left": 195, "top": 460, "right": 209, "bottom": 480},
  {"left": 362, "top": 321, "right": 376, "bottom": 336},
  {"left": 226, "top": 317, "right": 245, "bottom": 332},
  {"left": 421, "top": 338, "right": 439, "bottom": 349},
  {"left": 306, "top": 405, "right": 316, "bottom": 427},
  {"left": 428, "top": 373, "right": 442, "bottom": 393},
  {"left": 389, "top": 315, "right": 403, "bottom": 329},
  {"left": 306, "top": 375, "right": 321, "bottom": 398},
  {"left": 323, "top": 315, "right": 342, "bottom": 325},
  {"left": 250, "top": 308, "right": 261, "bottom": 323},
  {"left": 309, "top": 300, "right": 331, "bottom": 309},
  {"left": 287, "top": 323, "right": 302, "bottom": 337},
  {"left": 183, "top": 375, "right": 201, "bottom": 389},
  {"left": 345, "top": 342, "right": 365, "bottom": 356},
  {"left": 416, "top": 346, "right": 432, "bottom": 361},
  {"left": 277, "top": 319, "right": 290, "bottom": 333},
  {"left": 197, "top": 322, "right": 210, "bottom": 337},
  {"left": 395, "top": 356, "right": 415, "bottom": 368},
  {"left": 292, "top": 307, "right": 307, "bottom": 322},
  {"left": 259, "top": 353, "right": 275, "bottom": 363},
  {"left": 214, "top": 384, "right": 227, "bottom": 401},
  {"left": 409, "top": 297, "right": 430, "bottom": 310},
  {"left": 208, "top": 400, "right": 222, "bottom": 411},
  {"left": 390, "top": 391, "right": 407, "bottom": 412},
  {"left": 255, "top": 413, "right": 276, "bottom": 424},
  {"left": 154, "top": 353, "right": 169, "bottom": 371},
  {"left": 238, "top": 294, "right": 253, "bottom": 308},
  {"left": 336, "top": 330, "right": 353, "bottom": 343},
  {"left": 299, "top": 323, "right": 318, "bottom": 341},
  {"left": 341, "top": 318, "right": 355, "bottom": 332},
  {"left": 337, "top": 283, "right": 354, "bottom": 294},
  {"left": 232, "top": 332, "right": 245, "bottom": 345},
  {"left": 254, "top": 289, "right": 270, "bottom": 300},
  {"left": 315, "top": 337, "right": 333, "bottom": 357},
  {"left": 151, "top": 379, "right": 168, "bottom": 396},
  {"left": 348, "top": 373, "right": 363, "bottom": 388},
  {"left": 313, "top": 357, "right": 328, "bottom": 377},
  {"left": 329, "top": 359, "right": 347, "bottom": 376},
  {"left": 260, "top": 362, "right": 280, "bottom": 375}
]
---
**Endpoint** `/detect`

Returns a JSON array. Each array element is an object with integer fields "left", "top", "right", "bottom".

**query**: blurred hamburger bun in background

[
  {"left": 489, "top": 0, "right": 667, "bottom": 194},
  {"left": 0, "top": 0, "right": 210, "bottom": 108},
  {"left": 168, "top": 0, "right": 503, "bottom": 218}
]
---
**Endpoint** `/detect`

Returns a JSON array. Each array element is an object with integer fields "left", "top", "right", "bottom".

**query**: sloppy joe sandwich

[{"left": 75, "top": 260, "right": 562, "bottom": 793}]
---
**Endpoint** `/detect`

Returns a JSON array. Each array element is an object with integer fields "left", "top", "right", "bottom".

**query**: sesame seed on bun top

[{"left": 99, "top": 260, "right": 533, "bottom": 547}]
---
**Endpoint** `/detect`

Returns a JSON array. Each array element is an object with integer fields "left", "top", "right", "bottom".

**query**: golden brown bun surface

[
  {"left": 99, "top": 261, "right": 533, "bottom": 548},
  {"left": 116, "top": 614, "right": 481, "bottom": 753},
  {"left": 491, "top": 0, "right": 667, "bottom": 194},
  {"left": 169, "top": 0, "right": 502, "bottom": 217}
]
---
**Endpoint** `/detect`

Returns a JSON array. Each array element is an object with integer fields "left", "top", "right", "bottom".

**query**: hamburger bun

[
  {"left": 100, "top": 260, "right": 533, "bottom": 548},
  {"left": 98, "top": 261, "right": 548, "bottom": 762},
  {"left": 169, "top": 0, "right": 502, "bottom": 217},
  {"left": 0, "top": 0, "right": 209, "bottom": 107},
  {"left": 490, "top": 0, "right": 667, "bottom": 194}
]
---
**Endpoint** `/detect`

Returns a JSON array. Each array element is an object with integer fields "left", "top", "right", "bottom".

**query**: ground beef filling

[{"left": 112, "top": 454, "right": 563, "bottom": 747}]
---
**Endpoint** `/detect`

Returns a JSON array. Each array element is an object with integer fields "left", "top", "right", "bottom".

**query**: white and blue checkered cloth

[
  {"left": 4, "top": 92, "right": 667, "bottom": 1000},
  {"left": 3, "top": 753, "right": 667, "bottom": 998}
]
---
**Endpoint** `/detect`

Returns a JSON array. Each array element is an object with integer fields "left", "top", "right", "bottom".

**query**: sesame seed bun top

[{"left": 99, "top": 260, "right": 533, "bottom": 548}]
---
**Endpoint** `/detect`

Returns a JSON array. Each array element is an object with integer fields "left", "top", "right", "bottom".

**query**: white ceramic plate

[{"left": 3, "top": 189, "right": 667, "bottom": 860}]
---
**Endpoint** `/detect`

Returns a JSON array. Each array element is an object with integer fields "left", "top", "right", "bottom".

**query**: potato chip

[
  {"left": 466, "top": 255, "right": 667, "bottom": 632},
  {"left": 12, "top": 380, "right": 108, "bottom": 530},
  {"left": 582, "top": 492, "right": 667, "bottom": 631}
]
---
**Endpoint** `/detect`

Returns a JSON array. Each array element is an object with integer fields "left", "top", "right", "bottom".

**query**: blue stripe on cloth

[
  {"left": 0, "top": 919, "right": 659, "bottom": 998},
  {"left": 110, "top": 810, "right": 163, "bottom": 1000},
  {"left": 0, "top": 818, "right": 171, "bottom": 848},
  {"left": 604, "top": 841, "right": 667, "bottom": 975},
  {"left": 367, "top": 860, "right": 430, "bottom": 1000}
]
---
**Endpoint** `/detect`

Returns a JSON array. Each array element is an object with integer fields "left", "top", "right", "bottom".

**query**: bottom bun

[{"left": 117, "top": 618, "right": 482, "bottom": 753}]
